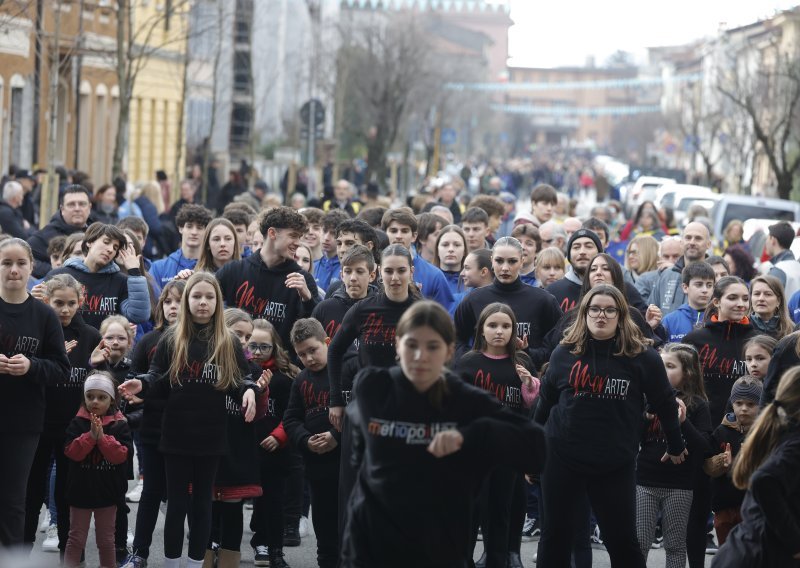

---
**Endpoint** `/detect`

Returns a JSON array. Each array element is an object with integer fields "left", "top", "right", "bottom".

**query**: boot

[
  {"left": 507, "top": 551, "right": 525, "bottom": 568},
  {"left": 201, "top": 548, "right": 216, "bottom": 568},
  {"left": 270, "top": 548, "right": 291, "bottom": 568},
  {"left": 217, "top": 549, "right": 241, "bottom": 568}
]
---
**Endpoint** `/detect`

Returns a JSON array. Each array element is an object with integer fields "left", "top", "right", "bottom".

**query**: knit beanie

[
  {"left": 730, "top": 379, "right": 763, "bottom": 405},
  {"left": 84, "top": 374, "right": 116, "bottom": 400},
  {"left": 566, "top": 228, "right": 603, "bottom": 264}
]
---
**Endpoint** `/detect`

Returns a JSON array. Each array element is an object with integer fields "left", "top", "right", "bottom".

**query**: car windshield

[{"left": 722, "top": 204, "right": 796, "bottom": 229}]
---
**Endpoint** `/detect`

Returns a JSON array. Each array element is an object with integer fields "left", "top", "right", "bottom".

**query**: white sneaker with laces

[
  {"left": 39, "top": 511, "right": 51, "bottom": 533},
  {"left": 42, "top": 525, "right": 59, "bottom": 552},
  {"left": 299, "top": 516, "right": 311, "bottom": 537},
  {"left": 126, "top": 478, "right": 144, "bottom": 503}
]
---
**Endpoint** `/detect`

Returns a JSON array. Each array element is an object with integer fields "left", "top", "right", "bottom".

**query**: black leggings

[
  {"left": 209, "top": 501, "right": 243, "bottom": 551},
  {"left": 250, "top": 454, "right": 288, "bottom": 550},
  {"left": 131, "top": 443, "right": 166, "bottom": 559},
  {"left": 686, "top": 476, "right": 712, "bottom": 568},
  {"left": 537, "top": 447, "right": 645, "bottom": 568},
  {"left": 24, "top": 434, "right": 69, "bottom": 552},
  {"left": 308, "top": 474, "right": 339, "bottom": 568},
  {"left": 163, "top": 454, "right": 219, "bottom": 560},
  {"left": 0, "top": 432, "right": 39, "bottom": 548},
  {"left": 477, "top": 466, "right": 519, "bottom": 568},
  {"left": 283, "top": 450, "right": 304, "bottom": 528}
]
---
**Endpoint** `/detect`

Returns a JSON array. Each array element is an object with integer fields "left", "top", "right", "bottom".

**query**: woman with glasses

[{"left": 535, "top": 285, "right": 686, "bottom": 567}]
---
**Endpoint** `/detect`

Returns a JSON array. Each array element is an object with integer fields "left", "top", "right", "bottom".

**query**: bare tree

[
  {"left": 668, "top": 85, "right": 724, "bottom": 186},
  {"left": 717, "top": 36, "right": 800, "bottom": 199},
  {"left": 338, "top": 15, "right": 437, "bottom": 186}
]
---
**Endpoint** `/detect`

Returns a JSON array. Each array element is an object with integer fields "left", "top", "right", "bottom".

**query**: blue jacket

[
  {"left": 117, "top": 199, "right": 143, "bottom": 220},
  {"left": 520, "top": 271, "right": 539, "bottom": 288},
  {"left": 662, "top": 303, "right": 705, "bottom": 343},
  {"left": 789, "top": 289, "right": 800, "bottom": 324},
  {"left": 150, "top": 249, "right": 197, "bottom": 293},
  {"left": 314, "top": 254, "right": 341, "bottom": 292},
  {"left": 441, "top": 270, "right": 463, "bottom": 297},
  {"left": 413, "top": 255, "right": 455, "bottom": 311}
]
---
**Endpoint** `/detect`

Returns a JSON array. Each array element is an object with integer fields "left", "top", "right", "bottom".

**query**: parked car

[
  {"left": 625, "top": 176, "right": 676, "bottom": 215},
  {"left": 654, "top": 184, "right": 720, "bottom": 226},
  {"left": 709, "top": 195, "right": 800, "bottom": 243}
]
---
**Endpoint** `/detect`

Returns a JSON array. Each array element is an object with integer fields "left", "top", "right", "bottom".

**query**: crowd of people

[{"left": 0, "top": 161, "right": 799, "bottom": 568}]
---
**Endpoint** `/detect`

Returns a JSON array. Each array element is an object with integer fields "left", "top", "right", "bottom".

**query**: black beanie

[{"left": 567, "top": 228, "right": 603, "bottom": 264}]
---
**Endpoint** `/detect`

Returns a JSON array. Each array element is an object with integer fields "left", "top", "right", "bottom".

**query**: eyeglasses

[
  {"left": 247, "top": 342, "right": 273, "bottom": 353},
  {"left": 587, "top": 306, "right": 619, "bottom": 319}
]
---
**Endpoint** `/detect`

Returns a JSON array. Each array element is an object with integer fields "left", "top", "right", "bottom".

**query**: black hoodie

[
  {"left": 341, "top": 367, "right": 545, "bottom": 568},
  {"left": 0, "top": 199, "right": 28, "bottom": 240},
  {"left": 43, "top": 314, "right": 102, "bottom": 439},
  {"left": 0, "top": 295, "right": 70, "bottom": 434},
  {"left": 705, "top": 413, "right": 748, "bottom": 512},
  {"left": 327, "top": 292, "right": 417, "bottom": 407},
  {"left": 216, "top": 253, "right": 319, "bottom": 353},
  {"left": 311, "top": 283, "right": 377, "bottom": 340},
  {"left": 29, "top": 211, "right": 89, "bottom": 278},
  {"left": 283, "top": 366, "right": 341, "bottom": 480},
  {"left": 535, "top": 339, "right": 684, "bottom": 473},
  {"left": 130, "top": 328, "right": 167, "bottom": 446},
  {"left": 682, "top": 317, "right": 757, "bottom": 424},
  {"left": 453, "top": 278, "right": 562, "bottom": 369}
]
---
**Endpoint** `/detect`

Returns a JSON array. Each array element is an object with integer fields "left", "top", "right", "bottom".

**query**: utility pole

[
  {"left": 73, "top": 0, "right": 86, "bottom": 169},
  {"left": 306, "top": 0, "right": 320, "bottom": 176}
]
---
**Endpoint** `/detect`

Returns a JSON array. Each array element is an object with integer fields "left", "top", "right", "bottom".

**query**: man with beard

[
  {"left": 650, "top": 222, "right": 712, "bottom": 316},
  {"left": 546, "top": 228, "right": 603, "bottom": 312}
]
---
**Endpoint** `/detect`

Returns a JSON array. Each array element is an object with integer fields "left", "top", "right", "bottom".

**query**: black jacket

[
  {"left": 341, "top": 367, "right": 545, "bottom": 568},
  {"left": 713, "top": 428, "right": 800, "bottom": 568},
  {"left": 0, "top": 199, "right": 28, "bottom": 239},
  {"left": 682, "top": 317, "right": 758, "bottom": 424},
  {"left": 130, "top": 328, "right": 166, "bottom": 446},
  {"left": 706, "top": 414, "right": 748, "bottom": 512},
  {"left": 535, "top": 339, "right": 684, "bottom": 473},
  {"left": 64, "top": 408, "right": 132, "bottom": 508},
  {"left": 29, "top": 212, "right": 88, "bottom": 278}
]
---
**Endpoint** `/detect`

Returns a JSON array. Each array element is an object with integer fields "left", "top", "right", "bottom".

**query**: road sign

[
  {"left": 300, "top": 99, "right": 326, "bottom": 127},
  {"left": 441, "top": 128, "right": 457, "bottom": 145}
]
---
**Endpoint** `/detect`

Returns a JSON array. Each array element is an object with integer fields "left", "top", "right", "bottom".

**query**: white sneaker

[
  {"left": 126, "top": 478, "right": 144, "bottom": 503},
  {"left": 42, "top": 525, "right": 59, "bottom": 552},
  {"left": 127, "top": 530, "right": 134, "bottom": 547},
  {"left": 39, "top": 511, "right": 51, "bottom": 532},
  {"left": 299, "top": 516, "right": 311, "bottom": 537}
]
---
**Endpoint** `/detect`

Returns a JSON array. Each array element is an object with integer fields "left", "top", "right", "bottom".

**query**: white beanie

[{"left": 83, "top": 374, "right": 116, "bottom": 400}]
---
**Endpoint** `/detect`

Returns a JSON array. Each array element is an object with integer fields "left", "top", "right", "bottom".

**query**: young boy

[
  {"left": 530, "top": 184, "right": 558, "bottom": 226},
  {"left": 300, "top": 208, "right": 325, "bottom": 262},
  {"left": 222, "top": 207, "right": 253, "bottom": 257},
  {"left": 703, "top": 376, "right": 762, "bottom": 545},
  {"left": 321, "top": 219, "right": 379, "bottom": 298},
  {"left": 661, "top": 261, "right": 716, "bottom": 342},
  {"left": 312, "top": 245, "right": 376, "bottom": 340},
  {"left": 149, "top": 203, "right": 212, "bottom": 291},
  {"left": 285, "top": 319, "right": 340, "bottom": 568},
  {"left": 314, "top": 210, "right": 350, "bottom": 291},
  {"left": 468, "top": 195, "right": 505, "bottom": 243},
  {"left": 461, "top": 207, "right": 492, "bottom": 253}
]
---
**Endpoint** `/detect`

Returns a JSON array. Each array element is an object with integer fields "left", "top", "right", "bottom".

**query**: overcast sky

[{"left": 506, "top": 0, "right": 798, "bottom": 68}]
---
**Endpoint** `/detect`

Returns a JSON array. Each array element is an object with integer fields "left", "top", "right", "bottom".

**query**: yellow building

[{"left": 126, "top": 1, "right": 189, "bottom": 187}]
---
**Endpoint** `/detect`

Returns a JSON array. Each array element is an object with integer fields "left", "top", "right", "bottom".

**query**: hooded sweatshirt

[
  {"left": 149, "top": 248, "right": 198, "bottom": 293},
  {"left": 130, "top": 327, "right": 167, "bottom": 446},
  {"left": 63, "top": 407, "right": 132, "bottom": 508},
  {"left": 650, "top": 256, "right": 688, "bottom": 316},
  {"left": 545, "top": 268, "right": 583, "bottom": 312},
  {"left": 662, "top": 303, "right": 705, "bottom": 342},
  {"left": 534, "top": 339, "right": 685, "bottom": 473},
  {"left": 0, "top": 294, "right": 71, "bottom": 434},
  {"left": 29, "top": 211, "right": 88, "bottom": 278},
  {"left": 311, "top": 283, "right": 377, "bottom": 340},
  {"left": 43, "top": 314, "right": 102, "bottom": 439},
  {"left": 314, "top": 254, "right": 341, "bottom": 292},
  {"left": 454, "top": 277, "right": 563, "bottom": 369},
  {"left": 341, "top": 367, "right": 545, "bottom": 568},
  {"left": 636, "top": 395, "right": 712, "bottom": 490},
  {"left": 682, "top": 316, "right": 757, "bottom": 424},
  {"left": 327, "top": 292, "right": 417, "bottom": 407},
  {"left": 47, "top": 257, "right": 152, "bottom": 328},
  {"left": 216, "top": 253, "right": 319, "bottom": 352}
]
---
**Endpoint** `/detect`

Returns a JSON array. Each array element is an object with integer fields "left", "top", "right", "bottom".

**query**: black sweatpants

[
  {"left": 686, "top": 476, "right": 712, "bottom": 568},
  {"left": 337, "top": 414, "right": 358, "bottom": 543},
  {"left": 163, "top": 453, "right": 219, "bottom": 560},
  {"left": 131, "top": 443, "right": 166, "bottom": 559},
  {"left": 477, "top": 466, "right": 517, "bottom": 568},
  {"left": 537, "top": 447, "right": 645, "bottom": 568},
  {"left": 308, "top": 473, "right": 339, "bottom": 568},
  {"left": 24, "top": 434, "right": 69, "bottom": 551},
  {"left": 0, "top": 432, "right": 39, "bottom": 548},
  {"left": 250, "top": 452, "right": 288, "bottom": 550},
  {"left": 283, "top": 450, "right": 304, "bottom": 529}
]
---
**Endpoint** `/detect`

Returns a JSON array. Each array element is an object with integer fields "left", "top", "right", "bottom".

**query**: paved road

[{"left": 27, "top": 486, "right": 715, "bottom": 568}]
